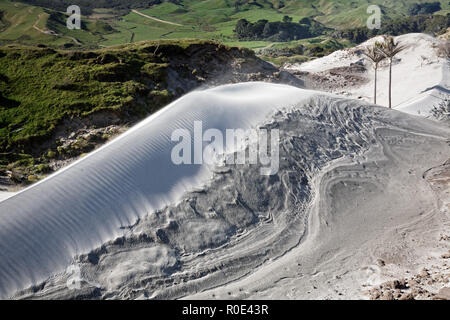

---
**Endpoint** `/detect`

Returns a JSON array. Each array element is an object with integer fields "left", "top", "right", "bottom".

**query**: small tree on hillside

[
  {"left": 363, "top": 41, "right": 386, "bottom": 105},
  {"left": 377, "top": 36, "right": 407, "bottom": 108}
]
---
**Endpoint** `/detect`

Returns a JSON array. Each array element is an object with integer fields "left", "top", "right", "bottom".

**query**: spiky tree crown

[
  {"left": 363, "top": 41, "right": 386, "bottom": 67},
  {"left": 377, "top": 36, "right": 407, "bottom": 59}
]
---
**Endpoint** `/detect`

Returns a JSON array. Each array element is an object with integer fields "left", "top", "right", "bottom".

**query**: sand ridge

[{"left": 12, "top": 93, "right": 450, "bottom": 300}]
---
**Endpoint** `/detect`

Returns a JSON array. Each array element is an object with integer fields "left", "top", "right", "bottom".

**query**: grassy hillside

[
  {"left": 100, "top": 0, "right": 450, "bottom": 47},
  {"left": 0, "top": 0, "right": 116, "bottom": 47},
  {"left": 0, "top": 42, "right": 171, "bottom": 182},
  {"left": 10, "top": 0, "right": 161, "bottom": 15},
  {"left": 2, "top": 0, "right": 450, "bottom": 50}
]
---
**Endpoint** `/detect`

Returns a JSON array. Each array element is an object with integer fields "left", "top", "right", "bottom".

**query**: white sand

[
  {"left": 0, "top": 83, "right": 318, "bottom": 298},
  {"left": 8, "top": 85, "right": 450, "bottom": 300},
  {"left": 0, "top": 192, "right": 15, "bottom": 202},
  {"left": 186, "top": 111, "right": 450, "bottom": 300}
]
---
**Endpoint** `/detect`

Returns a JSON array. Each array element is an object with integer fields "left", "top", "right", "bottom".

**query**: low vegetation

[
  {"left": 234, "top": 16, "right": 329, "bottom": 42},
  {"left": 257, "top": 37, "right": 352, "bottom": 66},
  {"left": 408, "top": 2, "right": 442, "bottom": 16}
]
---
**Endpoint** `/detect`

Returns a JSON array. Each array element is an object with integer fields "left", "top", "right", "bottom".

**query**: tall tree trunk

[
  {"left": 388, "top": 58, "right": 392, "bottom": 108},
  {"left": 374, "top": 65, "right": 377, "bottom": 105}
]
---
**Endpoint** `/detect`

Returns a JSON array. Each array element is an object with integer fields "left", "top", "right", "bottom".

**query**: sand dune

[
  {"left": 0, "top": 192, "right": 14, "bottom": 202},
  {"left": 1, "top": 34, "right": 449, "bottom": 300},
  {"left": 5, "top": 83, "right": 449, "bottom": 300},
  {"left": 0, "top": 83, "right": 316, "bottom": 298}
]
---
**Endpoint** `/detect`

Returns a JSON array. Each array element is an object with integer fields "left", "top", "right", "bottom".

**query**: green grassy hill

[
  {"left": 2, "top": 0, "right": 450, "bottom": 49},
  {"left": 0, "top": 0, "right": 116, "bottom": 48},
  {"left": 99, "top": 0, "right": 450, "bottom": 46}
]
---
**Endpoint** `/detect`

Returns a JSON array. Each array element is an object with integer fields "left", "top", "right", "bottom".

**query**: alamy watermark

[
  {"left": 171, "top": 121, "right": 280, "bottom": 176},
  {"left": 66, "top": 5, "right": 81, "bottom": 30},
  {"left": 367, "top": 5, "right": 381, "bottom": 30}
]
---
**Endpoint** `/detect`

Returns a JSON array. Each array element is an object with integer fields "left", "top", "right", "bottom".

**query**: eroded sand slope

[{"left": 8, "top": 88, "right": 448, "bottom": 300}]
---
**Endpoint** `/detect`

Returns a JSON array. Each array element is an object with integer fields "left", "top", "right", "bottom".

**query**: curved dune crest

[
  {"left": 1, "top": 82, "right": 449, "bottom": 300},
  {"left": 0, "top": 83, "right": 316, "bottom": 298}
]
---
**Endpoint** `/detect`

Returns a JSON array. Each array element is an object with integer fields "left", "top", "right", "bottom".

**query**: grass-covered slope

[
  {"left": 0, "top": 0, "right": 116, "bottom": 48},
  {"left": 11, "top": 0, "right": 161, "bottom": 15},
  {"left": 3, "top": 0, "right": 450, "bottom": 50},
  {"left": 0, "top": 43, "right": 167, "bottom": 184},
  {"left": 102, "top": 0, "right": 450, "bottom": 46}
]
